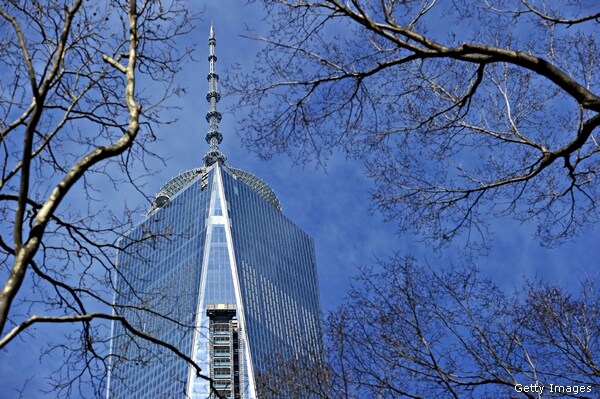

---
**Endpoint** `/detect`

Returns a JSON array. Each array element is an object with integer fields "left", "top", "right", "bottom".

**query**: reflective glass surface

[
  {"left": 108, "top": 170, "right": 212, "bottom": 398},
  {"left": 221, "top": 167, "right": 324, "bottom": 372},
  {"left": 108, "top": 164, "right": 323, "bottom": 399}
]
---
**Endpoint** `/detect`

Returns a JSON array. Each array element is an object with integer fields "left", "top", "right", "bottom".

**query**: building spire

[{"left": 204, "top": 23, "right": 226, "bottom": 166}]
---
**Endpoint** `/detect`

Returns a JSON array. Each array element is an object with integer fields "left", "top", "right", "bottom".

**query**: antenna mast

[{"left": 204, "top": 24, "right": 226, "bottom": 166}]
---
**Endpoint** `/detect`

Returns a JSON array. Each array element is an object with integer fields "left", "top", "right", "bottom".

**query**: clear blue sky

[{"left": 1, "top": 1, "right": 598, "bottom": 397}]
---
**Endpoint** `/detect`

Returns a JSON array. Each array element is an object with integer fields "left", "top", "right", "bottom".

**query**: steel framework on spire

[{"left": 204, "top": 24, "right": 226, "bottom": 166}]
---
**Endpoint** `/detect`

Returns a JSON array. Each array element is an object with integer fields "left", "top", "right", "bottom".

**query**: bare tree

[
  {"left": 255, "top": 351, "right": 332, "bottom": 398},
  {"left": 328, "top": 257, "right": 600, "bottom": 398},
  {"left": 262, "top": 256, "right": 600, "bottom": 398},
  {"left": 229, "top": 0, "right": 600, "bottom": 249},
  {"left": 0, "top": 1, "right": 215, "bottom": 396}
]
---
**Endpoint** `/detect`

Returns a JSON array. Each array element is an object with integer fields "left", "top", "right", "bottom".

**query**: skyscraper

[{"left": 106, "top": 26, "right": 323, "bottom": 399}]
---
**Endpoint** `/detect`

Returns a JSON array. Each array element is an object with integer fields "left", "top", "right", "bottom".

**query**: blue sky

[
  {"left": 1, "top": 1, "right": 599, "bottom": 397},
  {"left": 186, "top": 1, "right": 598, "bottom": 299},
  {"left": 139, "top": 1, "right": 408, "bottom": 308}
]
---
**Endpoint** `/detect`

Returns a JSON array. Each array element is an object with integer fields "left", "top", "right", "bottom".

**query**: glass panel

[
  {"left": 221, "top": 168, "right": 324, "bottom": 375},
  {"left": 109, "top": 170, "right": 212, "bottom": 398}
]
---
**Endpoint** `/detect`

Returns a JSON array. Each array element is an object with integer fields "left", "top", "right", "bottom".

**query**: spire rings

[{"left": 206, "top": 91, "right": 221, "bottom": 102}]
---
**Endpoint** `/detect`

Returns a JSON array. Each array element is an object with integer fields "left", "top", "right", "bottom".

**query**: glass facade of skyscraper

[
  {"left": 221, "top": 168, "right": 322, "bottom": 367},
  {"left": 107, "top": 164, "right": 323, "bottom": 398}
]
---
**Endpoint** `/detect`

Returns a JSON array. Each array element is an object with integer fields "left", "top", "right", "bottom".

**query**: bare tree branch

[
  {"left": 231, "top": 0, "right": 600, "bottom": 248},
  {"left": 0, "top": 1, "right": 205, "bottom": 396},
  {"left": 280, "top": 256, "right": 600, "bottom": 398}
]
